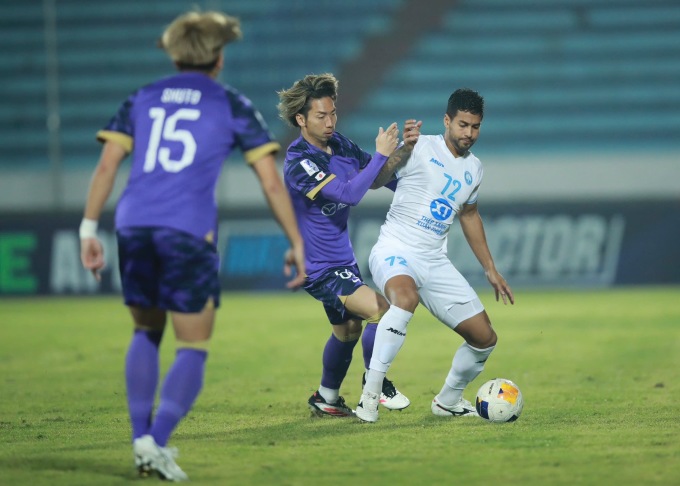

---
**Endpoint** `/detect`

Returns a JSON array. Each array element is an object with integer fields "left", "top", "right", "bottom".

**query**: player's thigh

[
  {"left": 419, "top": 257, "right": 482, "bottom": 329},
  {"left": 304, "top": 265, "right": 365, "bottom": 324},
  {"left": 343, "top": 284, "right": 388, "bottom": 321},
  {"left": 170, "top": 299, "right": 216, "bottom": 343},
  {"left": 369, "top": 241, "right": 422, "bottom": 295}
]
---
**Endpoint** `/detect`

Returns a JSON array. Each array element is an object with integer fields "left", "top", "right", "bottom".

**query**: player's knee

[
  {"left": 470, "top": 328, "right": 497, "bottom": 350},
  {"left": 333, "top": 320, "right": 362, "bottom": 342},
  {"left": 387, "top": 288, "right": 419, "bottom": 313}
]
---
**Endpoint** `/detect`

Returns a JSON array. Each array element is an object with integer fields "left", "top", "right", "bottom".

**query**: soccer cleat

[
  {"left": 431, "top": 396, "right": 479, "bottom": 417},
  {"left": 133, "top": 434, "right": 189, "bottom": 482},
  {"left": 362, "top": 373, "right": 410, "bottom": 410},
  {"left": 356, "top": 390, "right": 380, "bottom": 423},
  {"left": 307, "top": 391, "right": 355, "bottom": 417}
]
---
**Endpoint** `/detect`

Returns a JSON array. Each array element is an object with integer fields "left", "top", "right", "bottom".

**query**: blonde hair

[
  {"left": 277, "top": 73, "right": 339, "bottom": 127},
  {"left": 159, "top": 11, "right": 242, "bottom": 67}
]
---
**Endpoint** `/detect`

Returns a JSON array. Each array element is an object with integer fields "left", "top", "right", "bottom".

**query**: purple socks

[
  {"left": 361, "top": 322, "right": 378, "bottom": 369},
  {"left": 126, "top": 329, "right": 163, "bottom": 440},
  {"left": 126, "top": 329, "right": 207, "bottom": 447},
  {"left": 150, "top": 349, "right": 207, "bottom": 446},
  {"left": 321, "top": 333, "right": 358, "bottom": 389}
]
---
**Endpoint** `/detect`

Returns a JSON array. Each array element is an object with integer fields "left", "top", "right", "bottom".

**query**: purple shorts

[
  {"left": 303, "top": 264, "right": 365, "bottom": 324},
  {"left": 117, "top": 227, "right": 220, "bottom": 313}
]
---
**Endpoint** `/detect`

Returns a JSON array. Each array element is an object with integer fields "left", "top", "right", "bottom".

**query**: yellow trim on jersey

[
  {"left": 96, "top": 130, "right": 133, "bottom": 153},
  {"left": 244, "top": 141, "right": 281, "bottom": 164},
  {"left": 176, "top": 340, "right": 210, "bottom": 351},
  {"left": 306, "top": 173, "right": 336, "bottom": 200}
]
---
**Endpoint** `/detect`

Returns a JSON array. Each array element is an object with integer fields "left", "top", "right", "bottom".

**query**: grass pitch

[{"left": 1, "top": 287, "right": 679, "bottom": 485}]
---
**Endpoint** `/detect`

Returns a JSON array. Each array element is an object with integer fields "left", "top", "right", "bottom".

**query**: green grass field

[{"left": 1, "top": 287, "right": 679, "bottom": 485}]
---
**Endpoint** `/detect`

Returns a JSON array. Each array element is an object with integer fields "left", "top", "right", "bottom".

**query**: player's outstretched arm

[
  {"left": 458, "top": 202, "right": 514, "bottom": 305},
  {"left": 372, "top": 119, "right": 422, "bottom": 189},
  {"left": 80, "top": 141, "right": 127, "bottom": 281},
  {"left": 319, "top": 124, "right": 398, "bottom": 206},
  {"left": 251, "top": 153, "right": 306, "bottom": 289}
]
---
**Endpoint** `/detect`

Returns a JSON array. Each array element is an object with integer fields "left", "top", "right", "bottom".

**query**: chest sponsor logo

[
  {"left": 430, "top": 198, "right": 453, "bottom": 221},
  {"left": 321, "top": 202, "right": 348, "bottom": 216}
]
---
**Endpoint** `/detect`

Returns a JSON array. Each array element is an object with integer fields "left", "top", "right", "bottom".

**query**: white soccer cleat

[
  {"left": 133, "top": 434, "right": 189, "bottom": 482},
  {"left": 362, "top": 373, "right": 410, "bottom": 410},
  {"left": 431, "top": 397, "right": 479, "bottom": 417},
  {"left": 380, "top": 377, "right": 410, "bottom": 410},
  {"left": 356, "top": 390, "right": 380, "bottom": 423}
]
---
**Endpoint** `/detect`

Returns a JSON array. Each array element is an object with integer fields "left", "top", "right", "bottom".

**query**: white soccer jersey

[{"left": 378, "top": 134, "right": 483, "bottom": 252}]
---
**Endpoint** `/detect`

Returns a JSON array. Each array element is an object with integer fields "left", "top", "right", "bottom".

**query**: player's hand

[
  {"left": 80, "top": 238, "right": 105, "bottom": 282},
  {"left": 283, "top": 244, "right": 306, "bottom": 290},
  {"left": 402, "top": 119, "right": 422, "bottom": 149},
  {"left": 486, "top": 269, "right": 514, "bottom": 305},
  {"left": 375, "top": 122, "right": 399, "bottom": 156}
]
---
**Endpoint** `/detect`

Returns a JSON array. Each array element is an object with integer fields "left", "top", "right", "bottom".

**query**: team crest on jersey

[
  {"left": 300, "top": 159, "right": 320, "bottom": 176},
  {"left": 465, "top": 171, "right": 473, "bottom": 185},
  {"left": 430, "top": 198, "right": 453, "bottom": 221}
]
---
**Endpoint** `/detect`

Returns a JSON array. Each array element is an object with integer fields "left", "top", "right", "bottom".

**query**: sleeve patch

[{"left": 300, "top": 158, "right": 320, "bottom": 176}]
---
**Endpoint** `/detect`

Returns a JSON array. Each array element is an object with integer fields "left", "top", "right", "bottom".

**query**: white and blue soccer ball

[{"left": 475, "top": 378, "right": 523, "bottom": 423}]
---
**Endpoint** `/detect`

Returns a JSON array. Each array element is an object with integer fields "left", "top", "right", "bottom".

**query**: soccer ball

[{"left": 475, "top": 378, "right": 523, "bottom": 423}]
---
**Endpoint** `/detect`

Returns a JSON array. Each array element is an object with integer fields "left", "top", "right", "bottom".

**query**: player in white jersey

[{"left": 356, "top": 88, "right": 514, "bottom": 423}]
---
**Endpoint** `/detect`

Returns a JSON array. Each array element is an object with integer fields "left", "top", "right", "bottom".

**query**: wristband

[{"left": 79, "top": 218, "right": 98, "bottom": 239}]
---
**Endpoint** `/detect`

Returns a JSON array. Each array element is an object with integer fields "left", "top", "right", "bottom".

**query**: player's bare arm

[
  {"left": 80, "top": 140, "right": 127, "bottom": 281},
  {"left": 251, "top": 153, "right": 306, "bottom": 289},
  {"left": 371, "top": 119, "right": 422, "bottom": 189},
  {"left": 458, "top": 202, "right": 514, "bottom": 305}
]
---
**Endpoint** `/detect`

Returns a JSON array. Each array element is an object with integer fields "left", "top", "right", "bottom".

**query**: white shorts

[{"left": 369, "top": 239, "right": 484, "bottom": 329}]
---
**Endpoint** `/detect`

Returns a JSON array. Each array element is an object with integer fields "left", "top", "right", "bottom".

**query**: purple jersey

[
  {"left": 98, "top": 72, "right": 279, "bottom": 242},
  {"left": 283, "top": 133, "right": 373, "bottom": 280}
]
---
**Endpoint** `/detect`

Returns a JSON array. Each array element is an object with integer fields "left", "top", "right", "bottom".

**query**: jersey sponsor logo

[
  {"left": 322, "top": 202, "right": 349, "bottom": 216},
  {"left": 315, "top": 171, "right": 326, "bottom": 181},
  {"left": 429, "top": 157, "right": 444, "bottom": 167},
  {"left": 300, "top": 159, "right": 320, "bottom": 176},
  {"left": 465, "top": 171, "right": 473, "bottom": 185},
  {"left": 430, "top": 198, "right": 453, "bottom": 221}
]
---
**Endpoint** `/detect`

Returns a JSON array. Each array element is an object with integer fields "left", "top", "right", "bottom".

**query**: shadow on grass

[{"left": 0, "top": 455, "right": 136, "bottom": 481}]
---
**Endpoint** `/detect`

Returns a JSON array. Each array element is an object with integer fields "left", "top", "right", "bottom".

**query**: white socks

[
  {"left": 365, "top": 306, "right": 413, "bottom": 395},
  {"left": 436, "top": 342, "right": 495, "bottom": 406}
]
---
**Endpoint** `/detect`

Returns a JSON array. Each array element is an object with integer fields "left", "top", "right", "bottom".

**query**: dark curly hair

[{"left": 446, "top": 88, "right": 484, "bottom": 119}]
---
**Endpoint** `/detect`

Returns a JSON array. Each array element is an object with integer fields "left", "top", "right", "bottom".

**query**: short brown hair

[{"left": 277, "top": 73, "right": 339, "bottom": 127}]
